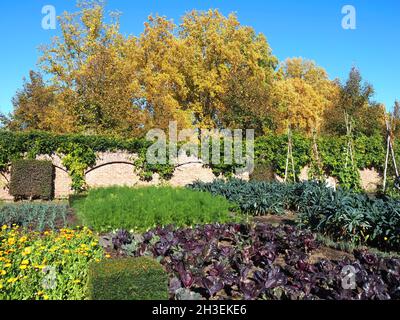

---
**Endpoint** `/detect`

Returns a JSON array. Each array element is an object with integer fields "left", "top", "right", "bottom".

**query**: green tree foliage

[
  {"left": 391, "top": 100, "right": 400, "bottom": 139},
  {"left": 323, "top": 67, "right": 385, "bottom": 136}
]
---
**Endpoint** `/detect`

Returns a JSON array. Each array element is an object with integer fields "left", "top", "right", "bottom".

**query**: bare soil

[
  {"left": 253, "top": 212, "right": 297, "bottom": 226},
  {"left": 253, "top": 212, "right": 355, "bottom": 262},
  {"left": 63, "top": 208, "right": 80, "bottom": 228},
  {"left": 308, "top": 247, "right": 354, "bottom": 263}
]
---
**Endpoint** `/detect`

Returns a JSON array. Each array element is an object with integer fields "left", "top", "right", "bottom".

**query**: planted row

[
  {"left": 0, "top": 203, "right": 69, "bottom": 232},
  {"left": 188, "top": 179, "right": 294, "bottom": 215},
  {"left": 72, "top": 186, "right": 237, "bottom": 232},
  {"left": 294, "top": 182, "right": 400, "bottom": 251},
  {"left": 188, "top": 180, "right": 400, "bottom": 251},
  {"left": 110, "top": 223, "right": 400, "bottom": 300}
]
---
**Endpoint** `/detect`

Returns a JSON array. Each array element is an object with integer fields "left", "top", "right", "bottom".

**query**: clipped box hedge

[
  {"left": 250, "top": 163, "right": 276, "bottom": 182},
  {"left": 87, "top": 257, "right": 169, "bottom": 300},
  {"left": 9, "top": 160, "right": 55, "bottom": 200}
]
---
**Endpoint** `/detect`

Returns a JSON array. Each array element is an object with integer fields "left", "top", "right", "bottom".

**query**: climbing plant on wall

[
  {"left": 57, "top": 143, "right": 97, "bottom": 193},
  {"left": 0, "top": 131, "right": 150, "bottom": 193},
  {"left": 0, "top": 130, "right": 398, "bottom": 193}
]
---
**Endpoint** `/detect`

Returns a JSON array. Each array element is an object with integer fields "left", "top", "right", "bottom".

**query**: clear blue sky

[{"left": 0, "top": 0, "right": 399, "bottom": 114}]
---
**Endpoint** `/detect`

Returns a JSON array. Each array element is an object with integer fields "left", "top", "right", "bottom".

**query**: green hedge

[
  {"left": 87, "top": 257, "right": 169, "bottom": 300},
  {"left": 9, "top": 160, "right": 54, "bottom": 200}
]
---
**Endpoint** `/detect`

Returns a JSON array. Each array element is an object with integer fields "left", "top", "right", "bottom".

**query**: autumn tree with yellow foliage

[
  {"left": 270, "top": 58, "right": 339, "bottom": 135},
  {"left": 37, "top": 1, "right": 146, "bottom": 135},
  {"left": 177, "top": 10, "right": 277, "bottom": 131},
  {"left": 6, "top": 0, "right": 388, "bottom": 139},
  {"left": 8, "top": 1, "right": 278, "bottom": 136},
  {"left": 10, "top": 71, "right": 56, "bottom": 131}
]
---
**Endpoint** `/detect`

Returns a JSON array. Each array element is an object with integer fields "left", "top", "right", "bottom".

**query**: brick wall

[
  {"left": 0, "top": 152, "right": 381, "bottom": 200},
  {"left": 0, "top": 152, "right": 250, "bottom": 200}
]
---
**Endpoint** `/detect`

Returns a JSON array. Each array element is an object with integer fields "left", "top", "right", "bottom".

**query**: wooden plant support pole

[
  {"left": 344, "top": 113, "right": 356, "bottom": 172},
  {"left": 284, "top": 126, "right": 296, "bottom": 183},
  {"left": 383, "top": 118, "right": 399, "bottom": 192},
  {"left": 284, "top": 130, "right": 290, "bottom": 183},
  {"left": 311, "top": 129, "right": 323, "bottom": 181},
  {"left": 383, "top": 130, "right": 390, "bottom": 191}
]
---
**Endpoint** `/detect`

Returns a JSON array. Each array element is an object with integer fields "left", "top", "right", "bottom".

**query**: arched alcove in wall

[{"left": 85, "top": 161, "right": 140, "bottom": 188}]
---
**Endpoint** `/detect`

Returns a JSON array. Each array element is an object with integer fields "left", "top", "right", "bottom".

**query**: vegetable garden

[
  {"left": 1, "top": 0, "right": 400, "bottom": 302},
  {"left": 1, "top": 131, "right": 400, "bottom": 300},
  {"left": 188, "top": 180, "right": 400, "bottom": 251},
  {"left": 1, "top": 178, "right": 400, "bottom": 300},
  {"left": 110, "top": 223, "right": 400, "bottom": 300}
]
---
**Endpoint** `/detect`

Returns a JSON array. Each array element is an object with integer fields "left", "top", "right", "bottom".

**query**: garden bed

[
  {"left": 1, "top": 181, "right": 400, "bottom": 300},
  {"left": 72, "top": 186, "right": 238, "bottom": 232},
  {"left": 107, "top": 222, "right": 400, "bottom": 300},
  {"left": 0, "top": 202, "right": 77, "bottom": 232},
  {"left": 0, "top": 225, "right": 104, "bottom": 300},
  {"left": 189, "top": 180, "right": 400, "bottom": 252}
]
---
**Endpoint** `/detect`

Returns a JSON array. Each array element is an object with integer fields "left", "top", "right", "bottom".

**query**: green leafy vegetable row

[
  {"left": 72, "top": 186, "right": 237, "bottom": 232},
  {"left": 188, "top": 180, "right": 400, "bottom": 251},
  {"left": 0, "top": 203, "right": 69, "bottom": 231}
]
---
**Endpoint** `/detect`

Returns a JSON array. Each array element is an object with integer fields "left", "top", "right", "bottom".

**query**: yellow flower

[
  {"left": 43, "top": 295, "right": 49, "bottom": 300},
  {"left": 105, "top": 254, "right": 111, "bottom": 259},
  {"left": 1, "top": 225, "right": 7, "bottom": 231},
  {"left": 21, "top": 259, "right": 30, "bottom": 265},
  {"left": 0, "top": 270, "right": 6, "bottom": 276},
  {"left": 7, "top": 238, "right": 16, "bottom": 245},
  {"left": 63, "top": 249, "right": 70, "bottom": 254},
  {"left": 384, "top": 237, "right": 388, "bottom": 241},
  {"left": 20, "top": 265, "right": 28, "bottom": 270},
  {"left": 22, "top": 247, "right": 32, "bottom": 256},
  {"left": 73, "top": 280, "right": 81, "bottom": 284},
  {"left": 19, "top": 236, "right": 28, "bottom": 243},
  {"left": 0, "top": 282, "right": 3, "bottom": 289},
  {"left": 7, "top": 277, "right": 18, "bottom": 284},
  {"left": 34, "top": 265, "right": 46, "bottom": 270},
  {"left": 4, "top": 263, "right": 12, "bottom": 268}
]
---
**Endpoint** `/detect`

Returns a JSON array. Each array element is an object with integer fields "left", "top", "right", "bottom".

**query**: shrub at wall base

[
  {"left": 9, "top": 160, "right": 54, "bottom": 200},
  {"left": 87, "top": 257, "right": 169, "bottom": 300}
]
